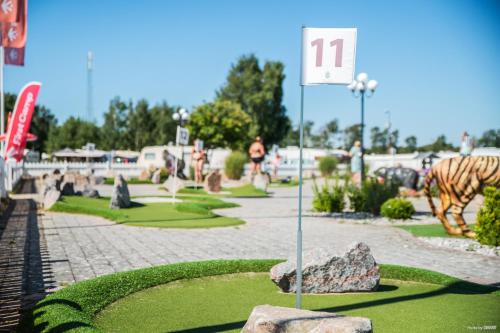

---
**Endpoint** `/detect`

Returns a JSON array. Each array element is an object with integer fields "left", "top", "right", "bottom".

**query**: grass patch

[
  {"left": 22, "top": 260, "right": 498, "bottom": 333},
  {"left": 49, "top": 195, "right": 243, "bottom": 229},
  {"left": 103, "top": 178, "right": 152, "bottom": 185},
  {"left": 269, "top": 179, "right": 300, "bottom": 187},
  {"left": 178, "top": 184, "right": 268, "bottom": 198},
  {"left": 397, "top": 224, "right": 476, "bottom": 238},
  {"left": 178, "top": 187, "right": 208, "bottom": 195},
  {"left": 225, "top": 184, "right": 267, "bottom": 198}
]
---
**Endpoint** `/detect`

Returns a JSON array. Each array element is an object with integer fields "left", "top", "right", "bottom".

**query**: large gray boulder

[
  {"left": 109, "top": 175, "right": 130, "bottom": 209},
  {"left": 204, "top": 170, "right": 222, "bottom": 193},
  {"left": 151, "top": 169, "right": 162, "bottom": 184},
  {"left": 163, "top": 176, "right": 185, "bottom": 193},
  {"left": 43, "top": 189, "right": 60, "bottom": 209},
  {"left": 241, "top": 305, "right": 372, "bottom": 333},
  {"left": 271, "top": 242, "right": 380, "bottom": 293},
  {"left": 252, "top": 173, "right": 269, "bottom": 192}
]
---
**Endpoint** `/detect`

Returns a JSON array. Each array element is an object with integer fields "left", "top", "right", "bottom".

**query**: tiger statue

[{"left": 424, "top": 156, "right": 499, "bottom": 238}]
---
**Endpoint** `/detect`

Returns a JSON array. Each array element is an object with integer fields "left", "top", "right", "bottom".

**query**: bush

[
  {"left": 159, "top": 167, "right": 169, "bottom": 182},
  {"left": 347, "top": 185, "right": 365, "bottom": 212},
  {"left": 381, "top": 198, "right": 416, "bottom": 220},
  {"left": 318, "top": 156, "right": 338, "bottom": 177},
  {"left": 476, "top": 187, "right": 500, "bottom": 246},
  {"left": 430, "top": 184, "right": 440, "bottom": 198},
  {"left": 224, "top": 151, "right": 247, "bottom": 180},
  {"left": 312, "top": 178, "right": 345, "bottom": 213},
  {"left": 347, "top": 179, "right": 399, "bottom": 215}
]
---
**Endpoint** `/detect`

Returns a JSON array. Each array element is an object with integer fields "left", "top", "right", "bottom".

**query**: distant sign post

[
  {"left": 295, "top": 27, "right": 357, "bottom": 309},
  {"left": 172, "top": 126, "right": 189, "bottom": 202}
]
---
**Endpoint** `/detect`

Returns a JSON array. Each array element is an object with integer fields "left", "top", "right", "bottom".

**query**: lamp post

[
  {"left": 171, "top": 108, "right": 189, "bottom": 201},
  {"left": 347, "top": 73, "right": 378, "bottom": 182},
  {"left": 172, "top": 108, "right": 189, "bottom": 161},
  {"left": 385, "top": 109, "right": 391, "bottom": 151}
]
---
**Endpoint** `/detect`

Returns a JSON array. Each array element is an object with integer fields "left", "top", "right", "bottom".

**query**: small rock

[
  {"left": 204, "top": 170, "right": 222, "bottom": 193},
  {"left": 252, "top": 173, "right": 269, "bottom": 192},
  {"left": 138, "top": 169, "right": 151, "bottom": 181},
  {"left": 241, "top": 305, "right": 372, "bottom": 333},
  {"left": 163, "top": 177, "right": 185, "bottom": 193},
  {"left": 43, "top": 189, "right": 60, "bottom": 209},
  {"left": 271, "top": 242, "right": 380, "bottom": 293},
  {"left": 60, "top": 182, "right": 75, "bottom": 196},
  {"left": 82, "top": 188, "right": 100, "bottom": 198},
  {"left": 151, "top": 169, "right": 162, "bottom": 184},
  {"left": 109, "top": 175, "right": 130, "bottom": 209}
]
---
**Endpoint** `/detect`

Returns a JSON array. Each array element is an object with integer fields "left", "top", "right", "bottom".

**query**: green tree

[
  {"left": 47, "top": 117, "right": 101, "bottom": 152},
  {"left": 401, "top": 135, "right": 417, "bottom": 153},
  {"left": 187, "top": 100, "right": 251, "bottom": 150},
  {"left": 370, "top": 126, "right": 399, "bottom": 153},
  {"left": 4, "top": 93, "right": 57, "bottom": 153},
  {"left": 283, "top": 121, "right": 315, "bottom": 147},
  {"left": 343, "top": 124, "right": 361, "bottom": 150},
  {"left": 217, "top": 54, "right": 290, "bottom": 148},
  {"left": 312, "top": 119, "right": 339, "bottom": 149},
  {"left": 477, "top": 129, "right": 499, "bottom": 148},
  {"left": 419, "top": 135, "right": 456, "bottom": 152},
  {"left": 370, "top": 126, "right": 387, "bottom": 153},
  {"left": 100, "top": 97, "right": 129, "bottom": 150},
  {"left": 151, "top": 102, "right": 177, "bottom": 146},
  {"left": 126, "top": 99, "right": 155, "bottom": 150}
]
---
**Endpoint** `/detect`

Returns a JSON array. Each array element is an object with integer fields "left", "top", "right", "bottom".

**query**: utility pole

[{"left": 87, "top": 51, "right": 93, "bottom": 122}]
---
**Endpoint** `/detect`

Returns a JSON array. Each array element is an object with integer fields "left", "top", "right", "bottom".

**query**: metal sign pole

[
  {"left": 296, "top": 84, "right": 305, "bottom": 309},
  {"left": 0, "top": 46, "right": 4, "bottom": 157},
  {"left": 173, "top": 125, "right": 179, "bottom": 203},
  {"left": 295, "top": 25, "right": 306, "bottom": 309}
]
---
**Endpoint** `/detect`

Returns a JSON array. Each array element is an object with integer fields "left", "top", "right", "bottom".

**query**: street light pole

[
  {"left": 347, "top": 73, "right": 378, "bottom": 182},
  {"left": 172, "top": 108, "right": 189, "bottom": 202},
  {"left": 360, "top": 90, "right": 365, "bottom": 182}
]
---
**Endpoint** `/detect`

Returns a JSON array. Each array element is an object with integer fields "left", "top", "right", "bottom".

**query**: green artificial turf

[
  {"left": 178, "top": 184, "right": 268, "bottom": 198},
  {"left": 178, "top": 187, "right": 208, "bottom": 195},
  {"left": 23, "top": 260, "right": 499, "bottom": 333},
  {"left": 225, "top": 184, "right": 268, "bottom": 197},
  {"left": 269, "top": 179, "right": 300, "bottom": 187},
  {"left": 50, "top": 195, "right": 243, "bottom": 228},
  {"left": 103, "top": 177, "right": 153, "bottom": 185},
  {"left": 95, "top": 272, "right": 500, "bottom": 333},
  {"left": 397, "top": 223, "right": 477, "bottom": 238}
]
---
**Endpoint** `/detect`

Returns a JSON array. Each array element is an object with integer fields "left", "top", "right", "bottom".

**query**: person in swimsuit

[
  {"left": 191, "top": 139, "right": 205, "bottom": 184},
  {"left": 249, "top": 136, "right": 265, "bottom": 174}
]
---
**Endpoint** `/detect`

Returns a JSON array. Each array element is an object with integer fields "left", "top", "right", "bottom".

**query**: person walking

[
  {"left": 460, "top": 131, "right": 473, "bottom": 157},
  {"left": 349, "top": 140, "right": 362, "bottom": 184},
  {"left": 249, "top": 136, "right": 265, "bottom": 175},
  {"left": 191, "top": 139, "right": 205, "bottom": 184}
]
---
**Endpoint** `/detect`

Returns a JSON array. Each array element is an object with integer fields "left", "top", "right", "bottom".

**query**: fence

[
  {"left": 4, "top": 161, "right": 24, "bottom": 192},
  {"left": 23, "top": 162, "right": 142, "bottom": 178}
]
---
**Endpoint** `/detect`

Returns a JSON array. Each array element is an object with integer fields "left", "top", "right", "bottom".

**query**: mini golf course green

[
  {"left": 25, "top": 260, "right": 500, "bottom": 333},
  {"left": 178, "top": 184, "right": 268, "bottom": 198},
  {"left": 49, "top": 195, "right": 243, "bottom": 228},
  {"left": 397, "top": 223, "right": 477, "bottom": 238}
]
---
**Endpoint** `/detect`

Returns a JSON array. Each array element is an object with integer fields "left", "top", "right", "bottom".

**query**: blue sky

[{"left": 5, "top": 0, "right": 500, "bottom": 146}]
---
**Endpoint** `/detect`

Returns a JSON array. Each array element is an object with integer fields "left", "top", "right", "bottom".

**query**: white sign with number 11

[{"left": 301, "top": 28, "right": 357, "bottom": 86}]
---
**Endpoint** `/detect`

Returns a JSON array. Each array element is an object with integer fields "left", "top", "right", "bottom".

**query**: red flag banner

[
  {"left": 0, "top": 0, "right": 19, "bottom": 23},
  {"left": 4, "top": 46, "right": 24, "bottom": 66},
  {"left": 4, "top": 81, "right": 41, "bottom": 161},
  {"left": 2, "top": 0, "right": 26, "bottom": 48}
]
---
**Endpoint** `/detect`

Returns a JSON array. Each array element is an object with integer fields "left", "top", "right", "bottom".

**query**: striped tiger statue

[{"left": 424, "top": 156, "right": 500, "bottom": 238}]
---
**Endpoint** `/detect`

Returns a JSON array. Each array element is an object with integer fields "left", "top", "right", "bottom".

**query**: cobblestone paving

[{"left": 42, "top": 182, "right": 500, "bottom": 287}]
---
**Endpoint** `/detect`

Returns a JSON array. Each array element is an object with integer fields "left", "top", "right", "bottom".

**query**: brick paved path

[
  {"left": 0, "top": 180, "right": 54, "bottom": 332},
  {"left": 42, "top": 183, "right": 500, "bottom": 288}
]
